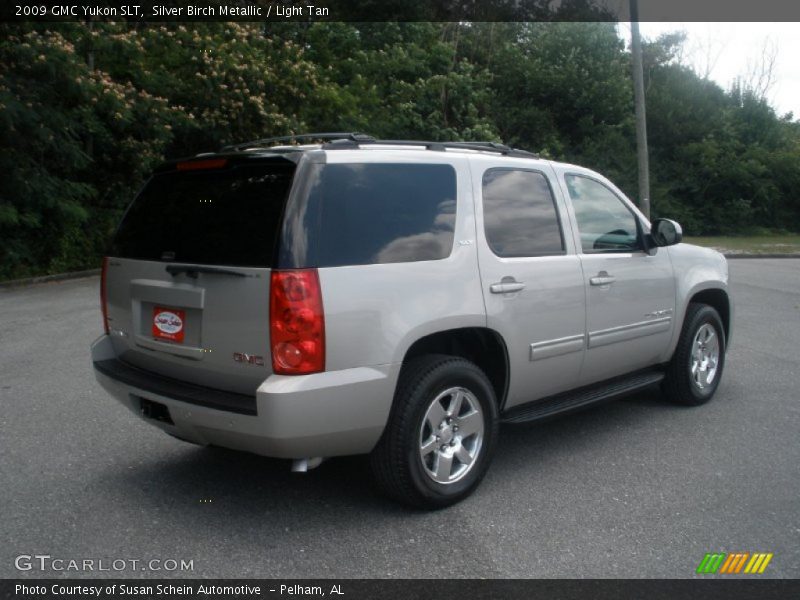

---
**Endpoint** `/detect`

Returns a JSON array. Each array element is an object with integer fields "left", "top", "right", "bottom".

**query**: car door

[
  {"left": 473, "top": 159, "right": 586, "bottom": 409},
  {"left": 554, "top": 167, "right": 676, "bottom": 386}
]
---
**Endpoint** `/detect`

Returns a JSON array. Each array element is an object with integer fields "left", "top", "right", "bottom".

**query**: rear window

[
  {"left": 110, "top": 161, "right": 294, "bottom": 267},
  {"left": 278, "top": 163, "right": 457, "bottom": 268}
]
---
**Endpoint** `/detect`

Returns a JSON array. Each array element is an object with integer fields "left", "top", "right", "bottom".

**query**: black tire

[
  {"left": 662, "top": 303, "right": 726, "bottom": 406},
  {"left": 370, "top": 354, "right": 499, "bottom": 509}
]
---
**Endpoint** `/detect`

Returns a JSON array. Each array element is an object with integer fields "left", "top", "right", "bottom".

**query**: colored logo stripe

[
  {"left": 697, "top": 553, "right": 773, "bottom": 574},
  {"left": 745, "top": 553, "right": 773, "bottom": 574},
  {"left": 719, "top": 553, "right": 749, "bottom": 573},
  {"left": 697, "top": 553, "right": 726, "bottom": 574}
]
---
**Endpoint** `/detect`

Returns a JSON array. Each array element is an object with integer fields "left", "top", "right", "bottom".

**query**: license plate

[{"left": 152, "top": 306, "right": 186, "bottom": 343}]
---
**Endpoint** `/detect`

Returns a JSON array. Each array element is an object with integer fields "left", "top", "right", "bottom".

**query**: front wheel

[
  {"left": 370, "top": 355, "right": 499, "bottom": 509},
  {"left": 662, "top": 303, "right": 726, "bottom": 406}
]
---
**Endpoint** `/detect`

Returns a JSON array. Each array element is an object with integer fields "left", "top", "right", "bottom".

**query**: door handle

[
  {"left": 490, "top": 281, "right": 526, "bottom": 294},
  {"left": 589, "top": 271, "right": 616, "bottom": 286}
]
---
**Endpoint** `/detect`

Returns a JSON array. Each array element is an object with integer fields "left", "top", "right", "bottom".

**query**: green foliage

[
  {"left": 644, "top": 56, "right": 800, "bottom": 234},
  {"left": 2, "top": 22, "right": 800, "bottom": 280},
  {"left": 0, "top": 24, "right": 177, "bottom": 278}
]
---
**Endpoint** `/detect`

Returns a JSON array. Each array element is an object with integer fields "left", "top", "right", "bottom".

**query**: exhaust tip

[{"left": 291, "top": 457, "right": 325, "bottom": 472}]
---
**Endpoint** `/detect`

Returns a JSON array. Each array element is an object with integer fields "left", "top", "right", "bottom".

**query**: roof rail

[
  {"left": 221, "top": 132, "right": 375, "bottom": 152},
  {"left": 441, "top": 141, "right": 539, "bottom": 158},
  {"left": 323, "top": 138, "right": 540, "bottom": 159},
  {"left": 221, "top": 133, "right": 539, "bottom": 159}
]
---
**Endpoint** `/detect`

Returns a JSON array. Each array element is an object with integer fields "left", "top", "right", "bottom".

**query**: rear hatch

[{"left": 104, "top": 154, "right": 297, "bottom": 395}]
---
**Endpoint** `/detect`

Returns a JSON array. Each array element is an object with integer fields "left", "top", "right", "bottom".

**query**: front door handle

[
  {"left": 589, "top": 271, "right": 616, "bottom": 286},
  {"left": 490, "top": 280, "right": 526, "bottom": 294}
]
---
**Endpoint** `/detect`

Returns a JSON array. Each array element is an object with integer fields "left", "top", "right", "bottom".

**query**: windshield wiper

[{"left": 165, "top": 264, "right": 249, "bottom": 279}]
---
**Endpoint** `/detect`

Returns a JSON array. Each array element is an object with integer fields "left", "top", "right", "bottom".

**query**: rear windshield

[
  {"left": 111, "top": 161, "right": 294, "bottom": 267},
  {"left": 278, "top": 163, "right": 457, "bottom": 268}
]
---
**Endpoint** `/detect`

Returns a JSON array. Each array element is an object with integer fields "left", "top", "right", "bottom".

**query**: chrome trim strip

[
  {"left": 588, "top": 317, "right": 672, "bottom": 349},
  {"left": 644, "top": 308, "right": 673, "bottom": 319},
  {"left": 134, "top": 335, "right": 206, "bottom": 360},
  {"left": 530, "top": 334, "right": 585, "bottom": 361}
]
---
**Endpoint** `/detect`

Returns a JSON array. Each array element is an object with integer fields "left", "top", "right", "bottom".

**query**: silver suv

[{"left": 92, "top": 133, "right": 732, "bottom": 508}]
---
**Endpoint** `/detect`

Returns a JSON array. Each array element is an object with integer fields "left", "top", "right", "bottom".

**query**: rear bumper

[{"left": 91, "top": 335, "right": 398, "bottom": 459}]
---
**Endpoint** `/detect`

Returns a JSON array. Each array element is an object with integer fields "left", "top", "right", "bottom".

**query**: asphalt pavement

[{"left": 1, "top": 259, "right": 798, "bottom": 578}]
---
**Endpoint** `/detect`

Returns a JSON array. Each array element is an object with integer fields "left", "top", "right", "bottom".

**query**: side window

[
  {"left": 281, "top": 163, "right": 457, "bottom": 268},
  {"left": 564, "top": 174, "right": 641, "bottom": 253},
  {"left": 482, "top": 169, "right": 564, "bottom": 257}
]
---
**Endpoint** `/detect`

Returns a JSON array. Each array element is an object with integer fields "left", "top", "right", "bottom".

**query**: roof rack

[
  {"left": 322, "top": 138, "right": 540, "bottom": 159},
  {"left": 220, "top": 132, "right": 375, "bottom": 152},
  {"left": 221, "top": 132, "right": 539, "bottom": 159}
]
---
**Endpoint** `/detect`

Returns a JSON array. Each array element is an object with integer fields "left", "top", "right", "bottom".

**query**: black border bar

[
  {"left": 3, "top": 579, "right": 799, "bottom": 600},
  {"left": 3, "top": 0, "right": 800, "bottom": 23}
]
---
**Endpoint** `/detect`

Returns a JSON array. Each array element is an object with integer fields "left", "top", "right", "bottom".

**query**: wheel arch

[
  {"left": 667, "top": 284, "right": 732, "bottom": 362},
  {"left": 689, "top": 288, "right": 731, "bottom": 344},
  {"left": 401, "top": 327, "right": 510, "bottom": 410}
]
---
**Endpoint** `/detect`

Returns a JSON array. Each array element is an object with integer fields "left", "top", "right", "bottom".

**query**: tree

[{"left": 2, "top": 22, "right": 799, "bottom": 280}]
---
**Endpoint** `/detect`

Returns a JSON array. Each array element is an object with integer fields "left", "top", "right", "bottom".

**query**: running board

[{"left": 501, "top": 370, "right": 664, "bottom": 424}]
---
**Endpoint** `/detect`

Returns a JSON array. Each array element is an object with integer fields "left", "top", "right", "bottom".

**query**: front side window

[
  {"left": 481, "top": 168, "right": 564, "bottom": 257},
  {"left": 565, "top": 174, "right": 641, "bottom": 253}
]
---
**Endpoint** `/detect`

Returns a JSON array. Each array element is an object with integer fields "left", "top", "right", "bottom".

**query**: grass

[{"left": 684, "top": 234, "right": 800, "bottom": 255}]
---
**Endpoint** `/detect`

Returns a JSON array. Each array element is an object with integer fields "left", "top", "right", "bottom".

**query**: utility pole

[
  {"left": 629, "top": 0, "right": 650, "bottom": 219},
  {"left": 85, "top": 18, "right": 94, "bottom": 159}
]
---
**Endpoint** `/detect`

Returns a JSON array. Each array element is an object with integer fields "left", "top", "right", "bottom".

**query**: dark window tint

[
  {"left": 482, "top": 169, "right": 564, "bottom": 257},
  {"left": 564, "top": 174, "right": 641, "bottom": 253},
  {"left": 279, "top": 163, "right": 457, "bottom": 268},
  {"left": 111, "top": 162, "right": 295, "bottom": 267}
]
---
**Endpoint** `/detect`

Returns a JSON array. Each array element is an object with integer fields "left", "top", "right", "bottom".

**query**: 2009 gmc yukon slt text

[{"left": 91, "top": 133, "right": 732, "bottom": 508}]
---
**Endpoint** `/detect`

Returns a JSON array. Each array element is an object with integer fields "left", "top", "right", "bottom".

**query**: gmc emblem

[{"left": 233, "top": 352, "right": 265, "bottom": 366}]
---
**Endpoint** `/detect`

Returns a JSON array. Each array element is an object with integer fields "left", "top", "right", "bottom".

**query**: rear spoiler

[{"left": 154, "top": 152, "right": 303, "bottom": 174}]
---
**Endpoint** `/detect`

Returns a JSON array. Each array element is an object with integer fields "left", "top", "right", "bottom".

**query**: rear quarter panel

[{"left": 318, "top": 152, "right": 487, "bottom": 371}]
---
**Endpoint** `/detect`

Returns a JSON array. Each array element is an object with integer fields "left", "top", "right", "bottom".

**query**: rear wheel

[
  {"left": 662, "top": 303, "right": 726, "bottom": 406},
  {"left": 370, "top": 355, "right": 499, "bottom": 508}
]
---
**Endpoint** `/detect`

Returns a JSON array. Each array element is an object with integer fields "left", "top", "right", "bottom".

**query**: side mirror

[{"left": 650, "top": 218, "right": 683, "bottom": 247}]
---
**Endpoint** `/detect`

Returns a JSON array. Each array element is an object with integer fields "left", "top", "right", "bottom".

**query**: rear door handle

[
  {"left": 589, "top": 271, "right": 616, "bottom": 286},
  {"left": 490, "top": 281, "right": 526, "bottom": 294}
]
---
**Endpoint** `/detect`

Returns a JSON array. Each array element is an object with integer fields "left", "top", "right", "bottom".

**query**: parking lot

[{"left": 1, "top": 259, "right": 798, "bottom": 578}]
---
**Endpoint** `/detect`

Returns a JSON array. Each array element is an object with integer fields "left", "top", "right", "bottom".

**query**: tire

[
  {"left": 662, "top": 303, "right": 726, "bottom": 406},
  {"left": 370, "top": 354, "right": 499, "bottom": 509}
]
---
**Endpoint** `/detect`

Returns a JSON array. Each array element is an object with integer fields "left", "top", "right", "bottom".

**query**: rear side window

[
  {"left": 111, "top": 162, "right": 294, "bottom": 267},
  {"left": 278, "top": 163, "right": 457, "bottom": 268},
  {"left": 481, "top": 168, "right": 564, "bottom": 257}
]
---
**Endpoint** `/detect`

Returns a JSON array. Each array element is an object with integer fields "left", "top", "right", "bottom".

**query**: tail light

[
  {"left": 269, "top": 269, "right": 325, "bottom": 375},
  {"left": 100, "top": 256, "right": 109, "bottom": 334}
]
